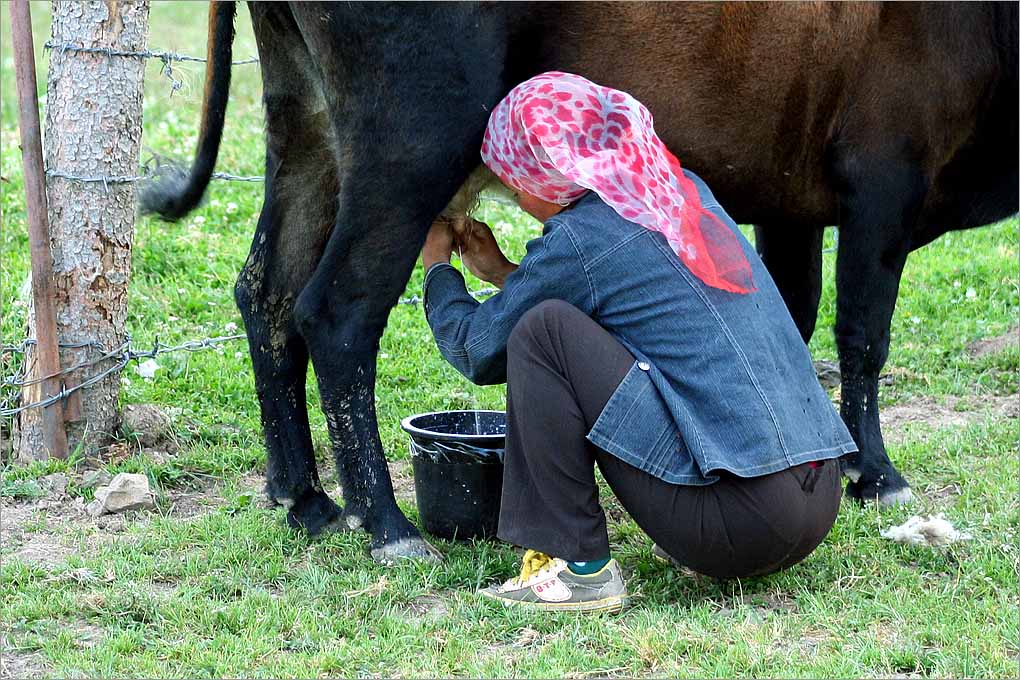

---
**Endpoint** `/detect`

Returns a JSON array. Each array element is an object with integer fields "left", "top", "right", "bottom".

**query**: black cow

[{"left": 143, "top": 2, "right": 1018, "bottom": 562}]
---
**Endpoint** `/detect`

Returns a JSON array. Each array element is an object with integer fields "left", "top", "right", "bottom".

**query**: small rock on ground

[
  {"left": 121, "top": 404, "right": 176, "bottom": 447},
  {"left": 39, "top": 472, "right": 69, "bottom": 496},
  {"left": 87, "top": 473, "right": 154, "bottom": 517},
  {"left": 11, "top": 539, "right": 73, "bottom": 569},
  {"left": 80, "top": 469, "right": 112, "bottom": 490}
]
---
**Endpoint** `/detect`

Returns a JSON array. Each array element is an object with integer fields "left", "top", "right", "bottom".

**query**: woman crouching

[{"left": 419, "top": 72, "right": 856, "bottom": 612}]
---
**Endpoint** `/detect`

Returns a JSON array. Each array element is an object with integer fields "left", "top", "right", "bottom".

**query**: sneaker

[{"left": 478, "top": 549, "right": 628, "bottom": 613}]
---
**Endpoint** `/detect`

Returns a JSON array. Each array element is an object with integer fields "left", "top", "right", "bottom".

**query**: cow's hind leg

[
  {"left": 832, "top": 154, "right": 927, "bottom": 505},
  {"left": 291, "top": 135, "right": 492, "bottom": 563},
  {"left": 236, "top": 5, "right": 343, "bottom": 534},
  {"left": 754, "top": 224, "right": 825, "bottom": 343},
  {"left": 287, "top": 3, "right": 507, "bottom": 561}
]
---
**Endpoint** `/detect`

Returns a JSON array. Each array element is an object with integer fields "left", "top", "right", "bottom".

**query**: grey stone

[
  {"left": 121, "top": 404, "right": 175, "bottom": 447},
  {"left": 89, "top": 473, "right": 154, "bottom": 516},
  {"left": 40, "top": 473, "right": 69, "bottom": 496},
  {"left": 813, "top": 360, "right": 841, "bottom": 390},
  {"left": 80, "top": 469, "right": 113, "bottom": 490}
]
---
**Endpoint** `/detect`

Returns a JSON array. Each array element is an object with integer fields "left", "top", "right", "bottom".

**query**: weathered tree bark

[{"left": 16, "top": 0, "right": 149, "bottom": 461}]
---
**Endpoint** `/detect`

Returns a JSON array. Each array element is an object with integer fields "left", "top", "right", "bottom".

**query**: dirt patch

[
  {"left": 0, "top": 648, "right": 49, "bottom": 680},
  {"left": 966, "top": 327, "right": 1019, "bottom": 358},
  {"left": 10, "top": 539, "right": 73, "bottom": 570},
  {"left": 166, "top": 488, "right": 221, "bottom": 519},
  {"left": 754, "top": 590, "right": 798, "bottom": 614},
  {"left": 880, "top": 395, "right": 1017, "bottom": 441},
  {"left": 797, "top": 627, "right": 835, "bottom": 655},
  {"left": 715, "top": 589, "right": 799, "bottom": 620},
  {"left": 67, "top": 621, "right": 104, "bottom": 650},
  {"left": 144, "top": 580, "right": 180, "bottom": 598},
  {"left": 0, "top": 504, "right": 42, "bottom": 554},
  {"left": 1, "top": 470, "right": 265, "bottom": 569},
  {"left": 921, "top": 482, "right": 963, "bottom": 505},
  {"left": 165, "top": 472, "right": 262, "bottom": 520}
]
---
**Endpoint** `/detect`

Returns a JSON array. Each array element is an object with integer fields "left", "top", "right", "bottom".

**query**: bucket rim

[{"left": 400, "top": 409, "right": 507, "bottom": 442}]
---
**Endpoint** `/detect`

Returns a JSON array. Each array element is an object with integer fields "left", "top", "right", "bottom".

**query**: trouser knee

[{"left": 507, "top": 299, "right": 583, "bottom": 358}]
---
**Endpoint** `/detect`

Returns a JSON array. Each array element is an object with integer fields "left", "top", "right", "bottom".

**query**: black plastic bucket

[{"left": 400, "top": 410, "right": 506, "bottom": 541}]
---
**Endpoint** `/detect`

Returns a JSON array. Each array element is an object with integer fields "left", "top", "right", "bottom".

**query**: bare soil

[
  {"left": 879, "top": 394, "right": 1018, "bottom": 441},
  {"left": 0, "top": 648, "right": 48, "bottom": 680},
  {"left": 966, "top": 327, "right": 1019, "bottom": 358}
]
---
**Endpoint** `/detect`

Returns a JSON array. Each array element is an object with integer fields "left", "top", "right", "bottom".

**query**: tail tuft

[
  {"left": 139, "top": 160, "right": 205, "bottom": 221},
  {"left": 136, "top": 1, "right": 236, "bottom": 223}
]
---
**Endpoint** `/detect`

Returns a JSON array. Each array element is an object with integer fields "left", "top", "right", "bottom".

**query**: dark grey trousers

[{"left": 497, "top": 299, "right": 842, "bottom": 579}]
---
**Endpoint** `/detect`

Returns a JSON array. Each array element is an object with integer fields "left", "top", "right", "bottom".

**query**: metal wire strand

[
  {"left": 0, "top": 288, "right": 498, "bottom": 418},
  {"left": 43, "top": 41, "right": 259, "bottom": 66},
  {"left": 44, "top": 41, "right": 259, "bottom": 97},
  {"left": 0, "top": 42, "right": 506, "bottom": 419}
]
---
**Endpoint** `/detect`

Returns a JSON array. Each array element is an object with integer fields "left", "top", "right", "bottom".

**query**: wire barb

[
  {"left": 43, "top": 41, "right": 259, "bottom": 66},
  {"left": 44, "top": 41, "right": 259, "bottom": 99}
]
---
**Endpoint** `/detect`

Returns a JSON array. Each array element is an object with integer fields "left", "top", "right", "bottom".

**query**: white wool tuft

[{"left": 880, "top": 514, "right": 972, "bottom": 547}]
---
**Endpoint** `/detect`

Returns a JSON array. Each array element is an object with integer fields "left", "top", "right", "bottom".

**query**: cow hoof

[
  {"left": 877, "top": 487, "right": 914, "bottom": 507},
  {"left": 285, "top": 489, "right": 344, "bottom": 537},
  {"left": 844, "top": 478, "right": 914, "bottom": 506},
  {"left": 370, "top": 537, "right": 443, "bottom": 566}
]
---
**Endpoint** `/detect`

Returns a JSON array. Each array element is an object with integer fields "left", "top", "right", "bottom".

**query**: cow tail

[{"left": 140, "top": 1, "right": 237, "bottom": 221}]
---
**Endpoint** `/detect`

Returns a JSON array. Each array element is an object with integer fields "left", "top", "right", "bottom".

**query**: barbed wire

[
  {"left": 0, "top": 334, "right": 244, "bottom": 418},
  {"left": 44, "top": 41, "right": 259, "bottom": 95},
  {"left": 44, "top": 169, "right": 265, "bottom": 193},
  {"left": 44, "top": 41, "right": 260, "bottom": 65},
  {"left": 0, "top": 288, "right": 498, "bottom": 418},
  {"left": 3, "top": 36, "right": 503, "bottom": 419}
]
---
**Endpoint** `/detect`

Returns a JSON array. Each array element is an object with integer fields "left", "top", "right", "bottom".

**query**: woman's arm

[{"left": 423, "top": 221, "right": 594, "bottom": 385}]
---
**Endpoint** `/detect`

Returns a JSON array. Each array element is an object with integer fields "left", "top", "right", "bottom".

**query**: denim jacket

[{"left": 423, "top": 170, "right": 857, "bottom": 485}]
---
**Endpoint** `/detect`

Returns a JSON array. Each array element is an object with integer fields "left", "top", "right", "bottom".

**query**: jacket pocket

[{"left": 587, "top": 361, "right": 685, "bottom": 478}]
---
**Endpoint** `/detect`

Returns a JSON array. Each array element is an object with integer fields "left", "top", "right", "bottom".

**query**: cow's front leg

[{"left": 833, "top": 157, "right": 927, "bottom": 505}]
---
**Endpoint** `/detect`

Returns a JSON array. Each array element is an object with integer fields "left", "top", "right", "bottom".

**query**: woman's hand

[
  {"left": 457, "top": 218, "right": 518, "bottom": 289},
  {"left": 421, "top": 217, "right": 455, "bottom": 270}
]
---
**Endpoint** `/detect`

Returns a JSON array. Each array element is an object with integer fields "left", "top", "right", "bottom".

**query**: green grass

[{"left": 2, "top": 4, "right": 1018, "bottom": 678}]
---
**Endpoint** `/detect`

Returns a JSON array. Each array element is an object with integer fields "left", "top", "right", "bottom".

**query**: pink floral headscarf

[{"left": 480, "top": 71, "right": 755, "bottom": 294}]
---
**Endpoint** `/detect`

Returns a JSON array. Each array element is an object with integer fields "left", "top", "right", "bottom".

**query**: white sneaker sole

[{"left": 478, "top": 589, "right": 629, "bottom": 613}]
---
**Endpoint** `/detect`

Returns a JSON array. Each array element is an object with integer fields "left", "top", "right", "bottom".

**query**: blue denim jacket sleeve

[{"left": 422, "top": 225, "right": 595, "bottom": 386}]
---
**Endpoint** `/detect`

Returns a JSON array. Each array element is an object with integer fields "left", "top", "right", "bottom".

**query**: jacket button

[{"left": 638, "top": 361, "right": 650, "bottom": 371}]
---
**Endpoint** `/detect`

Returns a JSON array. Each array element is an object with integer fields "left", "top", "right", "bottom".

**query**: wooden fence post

[{"left": 9, "top": 0, "right": 68, "bottom": 461}]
